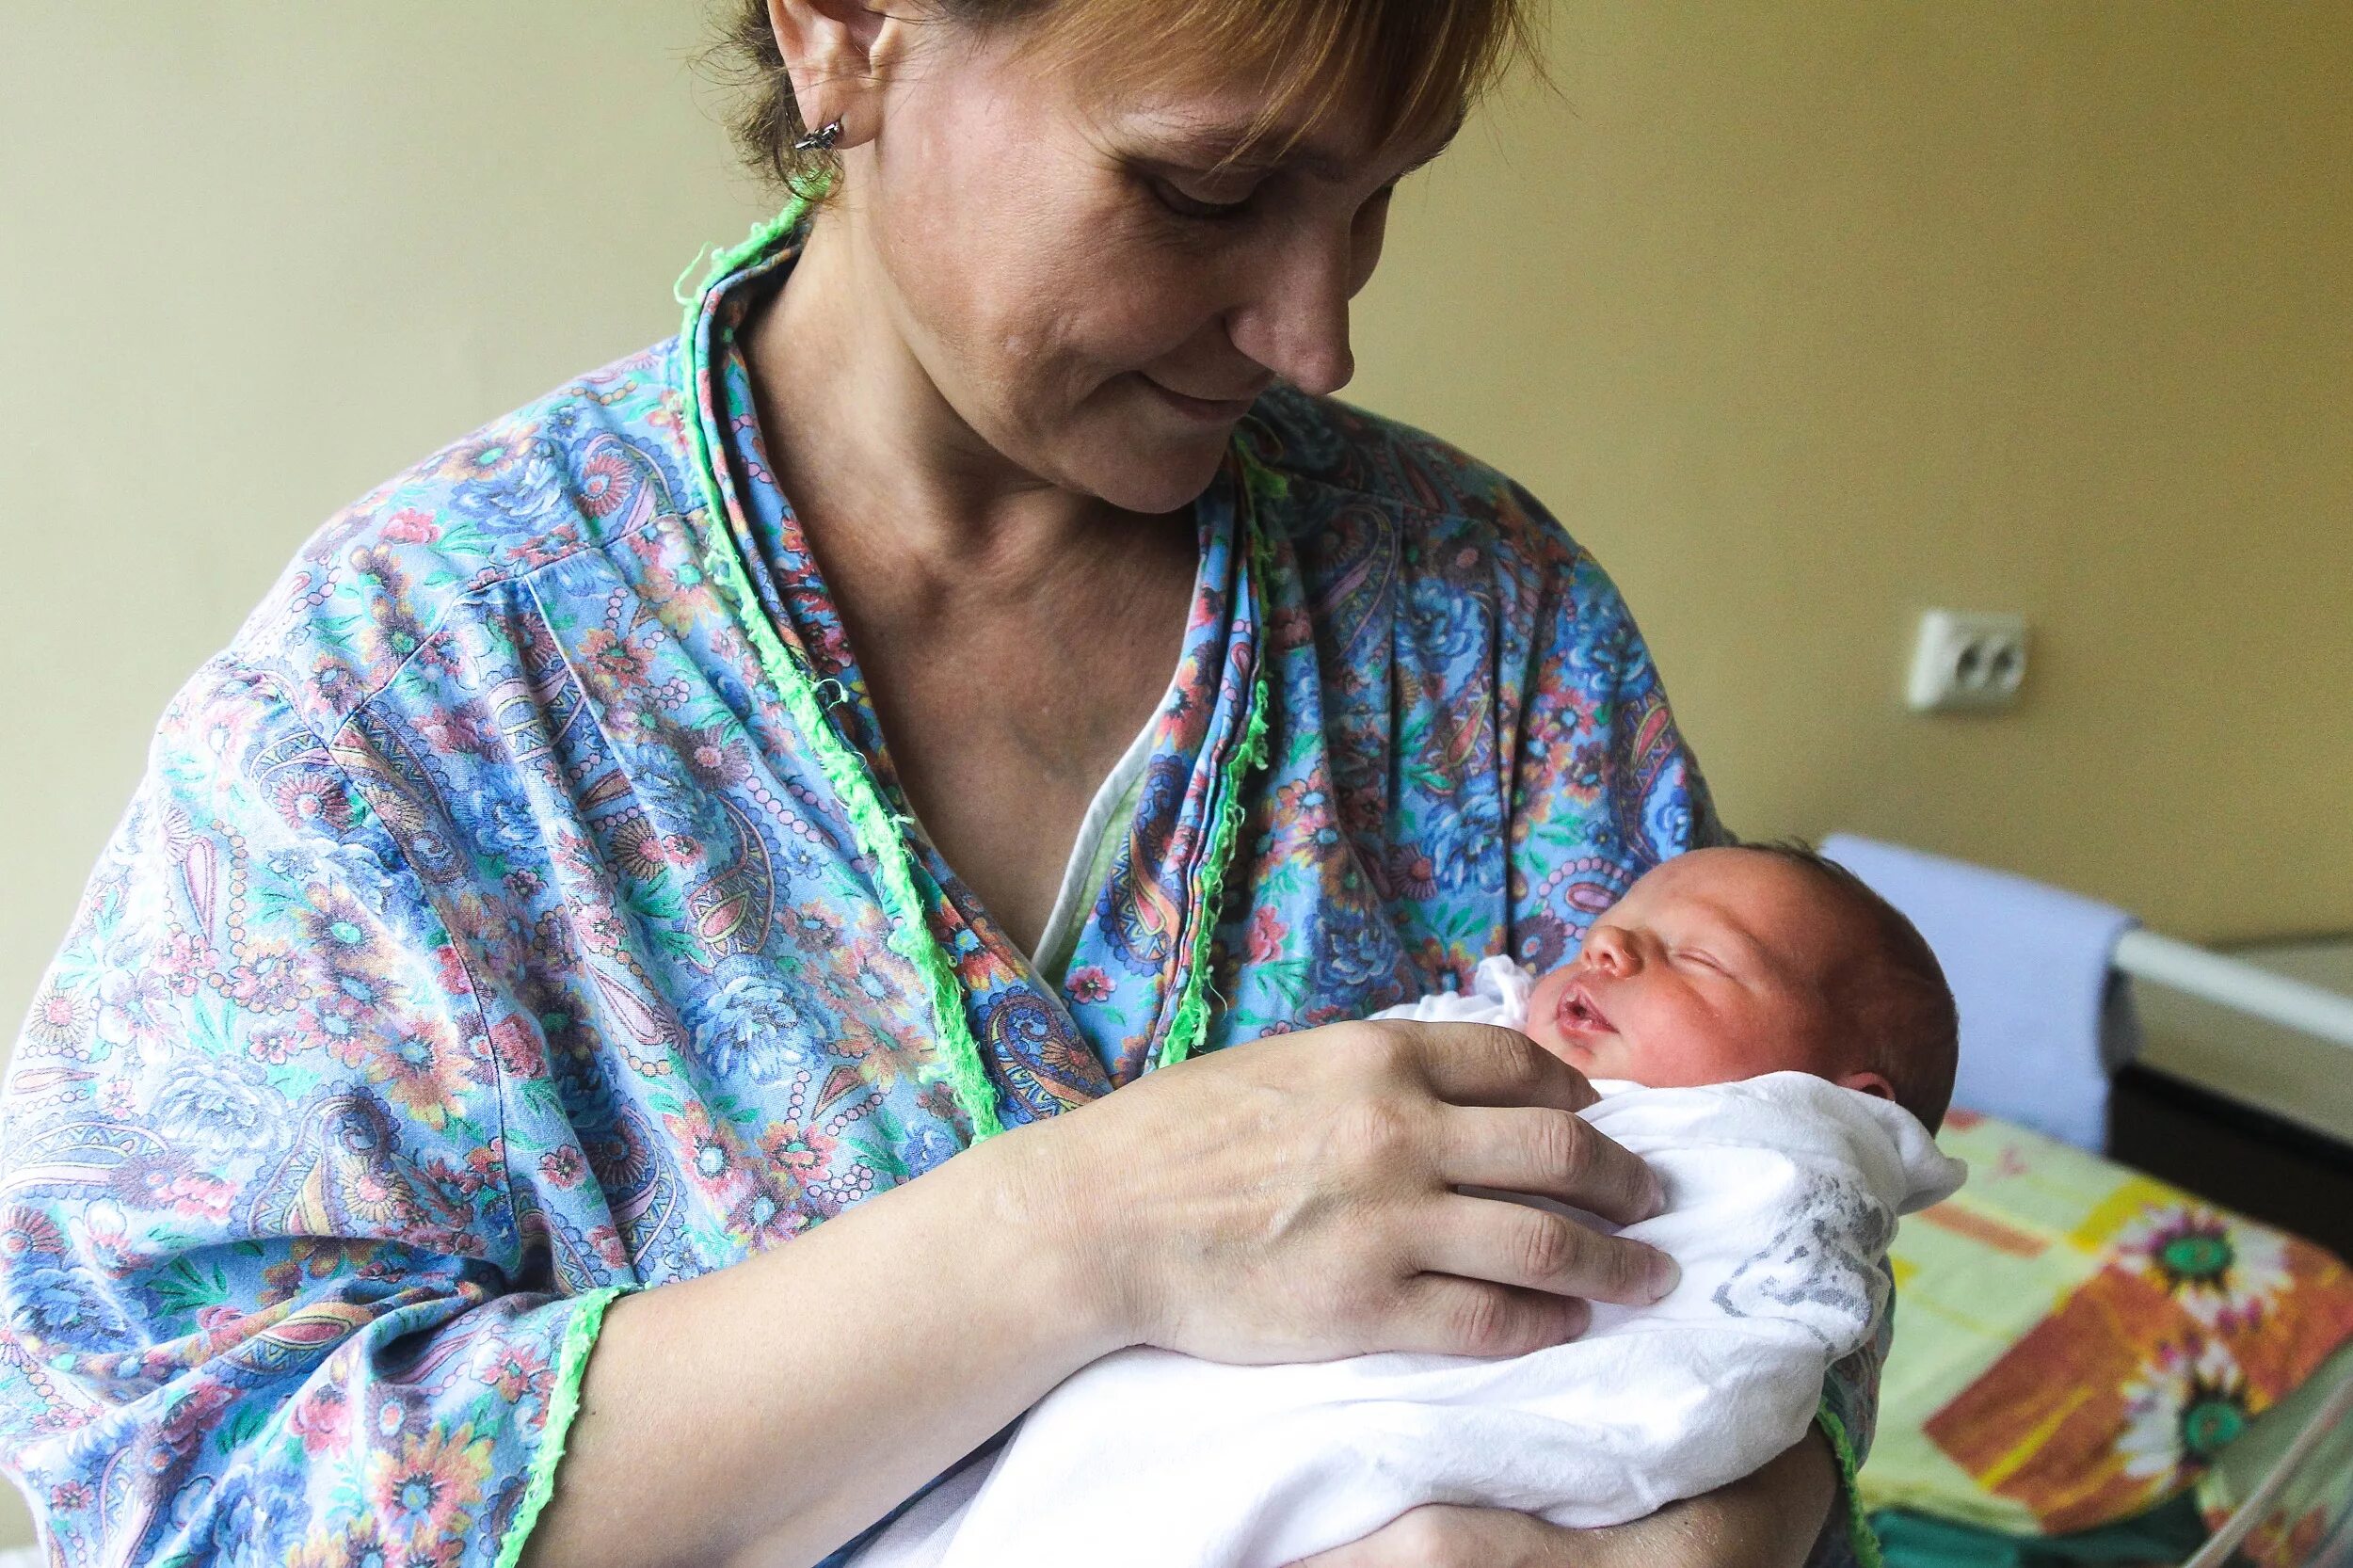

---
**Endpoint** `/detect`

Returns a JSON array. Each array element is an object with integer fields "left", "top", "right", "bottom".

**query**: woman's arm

[
  {"left": 1294, "top": 1428, "right": 1840, "bottom": 1568},
  {"left": 0, "top": 665, "right": 648, "bottom": 1566},
  {"left": 528, "top": 1021, "right": 1681, "bottom": 1568},
  {"left": 522, "top": 1126, "right": 1115, "bottom": 1568}
]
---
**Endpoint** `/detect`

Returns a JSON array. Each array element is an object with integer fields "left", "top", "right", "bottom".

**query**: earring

[{"left": 792, "top": 120, "right": 844, "bottom": 153}]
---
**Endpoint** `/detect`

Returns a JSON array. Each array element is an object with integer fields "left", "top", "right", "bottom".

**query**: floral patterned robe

[{"left": 0, "top": 223, "right": 1876, "bottom": 1566}]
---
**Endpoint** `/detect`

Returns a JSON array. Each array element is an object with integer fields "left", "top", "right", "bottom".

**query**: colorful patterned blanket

[{"left": 1864, "top": 1111, "right": 2353, "bottom": 1540}]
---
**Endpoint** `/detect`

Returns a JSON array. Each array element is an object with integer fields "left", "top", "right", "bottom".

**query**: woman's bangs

[{"left": 1066, "top": 0, "right": 1533, "bottom": 162}]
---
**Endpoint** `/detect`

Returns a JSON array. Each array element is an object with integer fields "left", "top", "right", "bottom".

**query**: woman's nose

[{"left": 1226, "top": 233, "right": 1358, "bottom": 398}]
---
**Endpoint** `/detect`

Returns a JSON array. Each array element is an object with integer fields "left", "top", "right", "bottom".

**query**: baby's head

[{"left": 1525, "top": 844, "right": 1960, "bottom": 1129}]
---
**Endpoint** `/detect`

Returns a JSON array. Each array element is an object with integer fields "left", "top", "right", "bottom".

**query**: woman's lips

[
  {"left": 1140, "top": 375, "right": 1259, "bottom": 423},
  {"left": 1554, "top": 981, "right": 1615, "bottom": 1037}
]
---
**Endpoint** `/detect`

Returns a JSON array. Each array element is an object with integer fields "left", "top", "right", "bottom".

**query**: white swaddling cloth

[{"left": 853, "top": 958, "right": 1965, "bottom": 1568}]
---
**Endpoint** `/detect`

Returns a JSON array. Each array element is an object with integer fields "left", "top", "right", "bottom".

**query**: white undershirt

[{"left": 1026, "top": 713, "right": 1159, "bottom": 987}]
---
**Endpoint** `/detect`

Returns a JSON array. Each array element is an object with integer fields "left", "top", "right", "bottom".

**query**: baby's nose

[{"left": 1584, "top": 928, "right": 1636, "bottom": 972}]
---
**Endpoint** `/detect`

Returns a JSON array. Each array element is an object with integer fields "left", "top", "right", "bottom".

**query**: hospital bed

[
  {"left": 2133, "top": 928, "right": 2353, "bottom": 1568},
  {"left": 2130, "top": 935, "right": 2353, "bottom": 1568},
  {"left": 1824, "top": 836, "right": 2353, "bottom": 1568}
]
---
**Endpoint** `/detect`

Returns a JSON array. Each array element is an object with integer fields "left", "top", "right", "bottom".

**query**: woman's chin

[{"left": 1068, "top": 429, "right": 1238, "bottom": 518}]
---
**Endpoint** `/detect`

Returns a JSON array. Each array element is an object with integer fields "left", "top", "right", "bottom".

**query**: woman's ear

[
  {"left": 1835, "top": 1069, "right": 1897, "bottom": 1104},
  {"left": 763, "top": 0, "right": 900, "bottom": 148}
]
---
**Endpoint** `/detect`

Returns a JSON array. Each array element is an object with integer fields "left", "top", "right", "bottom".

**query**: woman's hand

[
  {"left": 996, "top": 1018, "right": 1678, "bottom": 1365},
  {"left": 1289, "top": 1429, "right": 1840, "bottom": 1568}
]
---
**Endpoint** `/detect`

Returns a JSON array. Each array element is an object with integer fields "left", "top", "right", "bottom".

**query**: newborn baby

[{"left": 855, "top": 844, "right": 1966, "bottom": 1568}]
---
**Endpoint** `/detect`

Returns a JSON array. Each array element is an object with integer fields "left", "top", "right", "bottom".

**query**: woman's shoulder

[
  {"left": 1238, "top": 386, "right": 1585, "bottom": 570},
  {"left": 227, "top": 339, "right": 697, "bottom": 735}
]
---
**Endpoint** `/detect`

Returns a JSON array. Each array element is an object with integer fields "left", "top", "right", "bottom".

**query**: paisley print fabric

[{"left": 0, "top": 224, "right": 1868, "bottom": 1566}]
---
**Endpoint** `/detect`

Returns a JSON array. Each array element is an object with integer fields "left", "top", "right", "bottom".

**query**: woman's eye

[{"left": 1152, "top": 180, "right": 1254, "bottom": 221}]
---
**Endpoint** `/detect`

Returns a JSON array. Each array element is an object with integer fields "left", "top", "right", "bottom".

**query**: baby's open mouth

[{"left": 1555, "top": 982, "right": 1615, "bottom": 1036}]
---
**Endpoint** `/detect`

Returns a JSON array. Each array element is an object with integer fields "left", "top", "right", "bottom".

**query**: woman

[{"left": 0, "top": 1, "right": 1878, "bottom": 1564}]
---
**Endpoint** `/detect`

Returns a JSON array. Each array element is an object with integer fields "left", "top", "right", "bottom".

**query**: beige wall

[
  {"left": 0, "top": 1, "right": 2347, "bottom": 1540},
  {"left": 1, "top": 7, "right": 765, "bottom": 1074},
  {"left": 1353, "top": 2, "right": 2353, "bottom": 945}
]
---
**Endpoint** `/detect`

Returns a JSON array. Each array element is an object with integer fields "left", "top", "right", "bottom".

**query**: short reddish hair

[{"left": 709, "top": 0, "right": 1538, "bottom": 190}]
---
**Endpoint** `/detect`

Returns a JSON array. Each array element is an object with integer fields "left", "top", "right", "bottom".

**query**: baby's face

[{"left": 1524, "top": 848, "right": 1894, "bottom": 1100}]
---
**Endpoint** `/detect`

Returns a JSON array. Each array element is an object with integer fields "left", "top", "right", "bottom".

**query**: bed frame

[{"left": 2113, "top": 930, "right": 2353, "bottom": 1052}]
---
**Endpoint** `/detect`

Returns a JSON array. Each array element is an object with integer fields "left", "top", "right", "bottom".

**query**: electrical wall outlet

[{"left": 1906, "top": 609, "right": 2028, "bottom": 712}]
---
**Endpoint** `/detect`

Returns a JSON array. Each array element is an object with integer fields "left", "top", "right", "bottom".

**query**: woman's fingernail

[
  {"left": 1647, "top": 1253, "right": 1682, "bottom": 1302},
  {"left": 1643, "top": 1170, "right": 1668, "bottom": 1217}
]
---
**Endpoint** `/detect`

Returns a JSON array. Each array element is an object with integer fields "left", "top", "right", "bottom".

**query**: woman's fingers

[
  {"left": 1347, "top": 1026, "right": 1662, "bottom": 1227},
  {"left": 1385, "top": 1273, "right": 1592, "bottom": 1359},
  {"left": 1420, "top": 1192, "right": 1677, "bottom": 1307},
  {"left": 1048, "top": 1017, "right": 1673, "bottom": 1368},
  {"left": 1387, "top": 1021, "right": 1601, "bottom": 1112},
  {"left": 1436, "top": 1103, "right": 1666, "bottom": 1227}
]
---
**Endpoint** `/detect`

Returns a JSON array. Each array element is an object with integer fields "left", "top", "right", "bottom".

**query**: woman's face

[{"left": 840, "top": 20, "right": 1456, "bottom": 514}]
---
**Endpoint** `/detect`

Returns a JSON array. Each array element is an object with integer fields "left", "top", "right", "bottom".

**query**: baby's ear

[{"left": 1836, "top": 1069, "right": 1896, "bottom": 1103}]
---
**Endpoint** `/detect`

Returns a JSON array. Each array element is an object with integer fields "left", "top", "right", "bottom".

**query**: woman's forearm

[{"left": 521, "top": 1125, "right": 1121, "bottom": 1568}]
